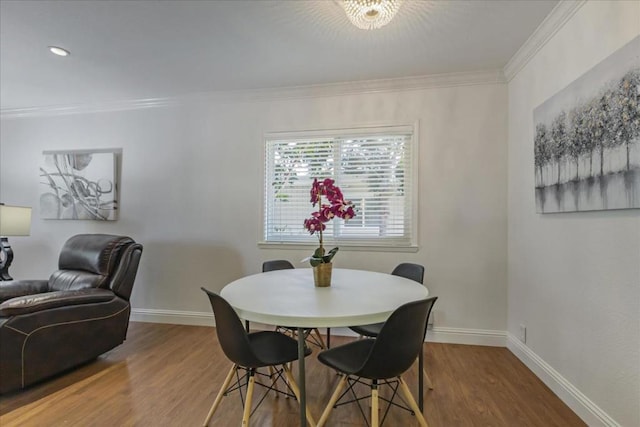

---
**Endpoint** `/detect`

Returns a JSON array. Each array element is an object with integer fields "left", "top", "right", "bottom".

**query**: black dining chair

[
  {"left": 348, "top": 263, "right": 434, "bottom": 390},
  {"left": 262, "top": 259, "right": 327, "bottom": 349},
  {"left": 317, "top": 296, "right": 438, "bottom": 427},
  {"left": 200, "top": 288, "right": 316, "bottom": 426},
  {"left": 349, "top": 263, "right": 425, "bottom": 337}
]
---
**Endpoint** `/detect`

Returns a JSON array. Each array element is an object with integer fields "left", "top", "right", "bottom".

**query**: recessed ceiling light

[{"left": 48, "top": 46, "right": 70, "bottom": 57}]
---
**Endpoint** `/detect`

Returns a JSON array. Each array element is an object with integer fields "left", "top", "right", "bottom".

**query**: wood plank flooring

[{"left": 0, "top": 322, "right": 586, "bottom": 427}]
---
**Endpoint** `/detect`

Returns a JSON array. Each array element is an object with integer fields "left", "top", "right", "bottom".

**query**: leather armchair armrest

[
  {"left": 0, "top": 288, "right": 115, "bottom": 317},
  {"left": 0, "top": 280, "right": 49, "bottom": 303}
]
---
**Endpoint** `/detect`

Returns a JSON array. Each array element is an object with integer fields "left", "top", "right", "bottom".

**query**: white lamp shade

[{"left": 0, "top": 205, "right": 32, "bottom": 236}]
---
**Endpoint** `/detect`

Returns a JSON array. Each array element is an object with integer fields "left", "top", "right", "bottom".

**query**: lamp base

[{"left": 0, "top": 237, "right": 14, "bottom": 281}]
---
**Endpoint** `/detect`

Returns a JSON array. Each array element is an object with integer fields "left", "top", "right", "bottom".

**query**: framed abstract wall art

[
  {"left": 40, "top": 149, "right": 120, "bottom": 220},
  {"left": 533, "top": 36, "right": 639, "bottom": 213}
]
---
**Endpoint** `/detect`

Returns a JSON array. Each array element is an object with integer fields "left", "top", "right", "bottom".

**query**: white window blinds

[{"left": 264, "top": 125, "right": 416, "bottom": 248}]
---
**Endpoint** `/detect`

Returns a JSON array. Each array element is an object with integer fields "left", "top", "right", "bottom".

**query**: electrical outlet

[
  {"left": 519, "top": 324, "right": 527, "bottom": 343},
  {"left": 427, "top": 309, "right": 438, "bottom": 329}
]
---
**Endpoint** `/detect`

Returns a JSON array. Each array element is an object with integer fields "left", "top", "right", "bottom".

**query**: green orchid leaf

[
  {"left": 309, "top": 257, "right": 322, "bottom": 267},
  {"left": 309, "top": 247, "right": 338, "bottom": 266},
  {"left": 323, "top": 247, "right": 339, "bottom": 263}
]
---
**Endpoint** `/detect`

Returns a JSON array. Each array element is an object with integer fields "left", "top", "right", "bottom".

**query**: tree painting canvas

[
  {"left": 533, "top": 36, "right": 639, "bottom": 213},
  {"left": 40, "top": 149, "right": 119, "bottom": 220}
]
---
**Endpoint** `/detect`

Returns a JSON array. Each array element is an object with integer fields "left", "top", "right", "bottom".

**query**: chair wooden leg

[
  {"left": 423, "top": 368, "right": 434, "bottom": 390},
  {"left": 371, "top": 381, "right": 379, "bottom": 427},
  {"left": 415, "top": 356, "right": 434, "bottom": 390},
  {"left": 241, "top": 371, "right": 256, "bottom": 427},
  {"left": 283, "top": 362, "right": 293, "bottom": 398},
  {"left": 317, "top": 374, "right": 348, "bottom": 427},
  {"left": 283, "top": 364, "right": 317, "bottom": 427},
  {"left": 398, "top": 376, "right": 429, "bottom": 427},
  {"left": 203, "top": 364, "right": 237, "bottom": 426}
]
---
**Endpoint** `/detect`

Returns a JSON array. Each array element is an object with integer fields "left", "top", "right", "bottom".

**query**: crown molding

[
  {"left": 503, "top": 0, "right": 587, "bottom": 82},
  {"left": 246, "top": 69, "right": 506, "bottom": 101},
  {"left": 0, "top": 97, "right": 181, "bottom": 120},
  {"left": 0, "top": 69, "right": 505, "bottom": 120}
]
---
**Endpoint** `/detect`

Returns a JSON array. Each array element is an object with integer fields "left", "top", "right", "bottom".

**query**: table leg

[
  {"left": 298, "top": 327, "right": 307, "bottom": 426},
  {"left": 326, "top": 327, "right": 331, "bottom": 349},
  {"left": 418, "top": 344, "right": 424, "bottom": 412}
]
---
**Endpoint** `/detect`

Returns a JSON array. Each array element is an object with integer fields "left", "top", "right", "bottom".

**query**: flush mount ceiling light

[
  {"left": 343, "top": 0, "right": 402, "bottom": 30},
  {"left": 48, "top": 46, "right": 70, "bottom": 57}
]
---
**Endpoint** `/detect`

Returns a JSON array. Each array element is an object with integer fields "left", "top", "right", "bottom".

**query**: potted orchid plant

[{"left": 303, "top": 178, "right": 355, "bottom": 286}]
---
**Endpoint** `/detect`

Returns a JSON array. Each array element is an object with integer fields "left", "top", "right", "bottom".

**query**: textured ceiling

[{"left": 0, "top": 0, "right": 558, "bottom": 110}]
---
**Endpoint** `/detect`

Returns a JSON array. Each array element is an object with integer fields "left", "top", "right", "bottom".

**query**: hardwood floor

[{"left": 0, "top": 322, "right": 586, "bottom": 427}]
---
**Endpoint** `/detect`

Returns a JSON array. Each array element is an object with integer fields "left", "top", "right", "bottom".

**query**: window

[{"left": 263, "top": 125, "right": 417, "bottom": 249}]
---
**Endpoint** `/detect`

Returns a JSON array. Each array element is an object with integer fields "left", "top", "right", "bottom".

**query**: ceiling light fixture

[
  {"left": 343, "top": 0, "right": 402, "bottom": 30},
  {"left": 48, "top": 46, "right": 70, "bottom": 57}
]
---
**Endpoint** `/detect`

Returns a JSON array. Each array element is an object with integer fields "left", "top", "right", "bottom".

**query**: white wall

[
  {"left": 507, "top": 2, "right": 640, "bottom": 426},
  {"left": 0, "top": 81, "right": 508, "bottom": 339}
]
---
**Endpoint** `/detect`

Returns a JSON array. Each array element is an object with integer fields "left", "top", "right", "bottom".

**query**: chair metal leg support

[
  {"left": 268, "top": 366, "right": 279, "bottom": 397},
  {"left": 297, "top": 327, "right": 307, "bottom": 426},
  {"left": 371, "top": 380, "right": 379, "bottom": 427},
  {"left": 317, "top": 374, "right": 348, "bottom": 427},
  {"left": 203, "top": 364, "right": 237, "bottom": 426},
  {"left": 242, "top": 370, "right": 256, "bottom": 427},
  {"left": 418, "top": 348, "right": 424, "bottom": 412},
  {"left": 283, "top": 364, "right": 317, "bottom": 426},
  {"left": 312, "top": 328, "right": 327, "bottom": 349},
  {"left": 398, "top": 376, "right": 429, "bottom": 427}
]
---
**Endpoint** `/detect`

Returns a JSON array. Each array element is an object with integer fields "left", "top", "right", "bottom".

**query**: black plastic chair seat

[
  {"left": 262, "top": 260, "right": 296, "bottom": 272},
  {"left": 248, "top": 330, "right": 311, "bottom": 367},
  {"left": 325, "top": 298, "right": 433, "bottom": 380},
  {"left": 200, "top": 288, "right": 318, "bottom": 426},
  {"left": 317, "top": 338, "right": 375, "bottom": 375},
  {"left": 316, "top": 297, "right": 437, "bottom": 426},
  {"left": 349, "top": 322, "right": 383, "bottom": 337}
]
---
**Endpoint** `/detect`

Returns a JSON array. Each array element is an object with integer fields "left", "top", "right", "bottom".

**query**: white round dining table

[{"left": 221, "top": 268, "right": 429, "bottom": 426}]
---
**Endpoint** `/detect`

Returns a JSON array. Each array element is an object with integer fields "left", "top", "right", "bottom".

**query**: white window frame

[{"left": 260, "top": 123, "right": 419, "bottom": 252}]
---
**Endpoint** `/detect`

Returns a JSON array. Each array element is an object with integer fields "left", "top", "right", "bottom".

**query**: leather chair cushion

[
  {"left": 49, "top": 235, "right": 136, "bottom": 292},
  {"left": 48, "top": 270, "right": 107, "bottom": 292},
  {"left": 0, "top": 280, "right": 49, "bottom": 303},
  {"left": 0, "top": 289, "right": 115, "bottom": 317},
  {"left": 58, "top": 234, "right": 135, "bottom": 277}
]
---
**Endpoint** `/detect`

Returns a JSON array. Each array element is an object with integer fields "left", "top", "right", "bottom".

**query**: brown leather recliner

[{"left": 0, "top": 234, "right": 143, "bottom": 393}]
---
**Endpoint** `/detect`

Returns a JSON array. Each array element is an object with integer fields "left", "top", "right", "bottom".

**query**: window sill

[{"left": 257, "top": 242, "right": 419, "bottom": 253}]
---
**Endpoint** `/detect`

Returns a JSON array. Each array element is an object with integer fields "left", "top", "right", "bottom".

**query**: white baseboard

[
  {"left": 131, "top": 308, "right": 505, "bottom": 346},
  {"left": 318, "top": 326, "right": 506, "bottom": 347},
  {"left": 131, "top": 308, "right": 214, "bottom": 326},
  {"left": 507, "top": 334, "right": 620, "bottom": 427},
  {"left": 428, "top": 326, "right": 506, "bottom": 346}
]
